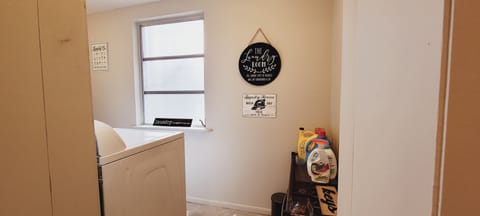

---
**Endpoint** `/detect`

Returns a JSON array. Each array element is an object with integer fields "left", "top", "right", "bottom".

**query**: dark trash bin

[{"left": 271, "top": 192, "right": 286, "bottom": 216}]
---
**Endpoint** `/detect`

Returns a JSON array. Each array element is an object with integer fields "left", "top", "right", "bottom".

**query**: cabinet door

[
  {"left": 0, "top": 1, "right": 53, "bottom": 216},
  {"left": 102, "top": 138, "right": 186, "bottom": 216},
  {"left": 440, "top": 0, "right": 480, "bottom": 214},
  {"left": 37, "top": 0, "right": 101, "bottom": 215}
]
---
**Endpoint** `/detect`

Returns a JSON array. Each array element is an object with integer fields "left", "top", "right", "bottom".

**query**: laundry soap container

[
  {"left": 323, "top": 145, "right": 338, "bottom": 180},
  {"left": 307, "top": 148, "right": 330, "bottom": 184},
  {"left": 297, "top": 127, "right": 317, "bottom": 164}
]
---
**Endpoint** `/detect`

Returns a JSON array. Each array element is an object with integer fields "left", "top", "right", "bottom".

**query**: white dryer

[{"left": 94, "top": 120, "right": 186, "bottom": 216}]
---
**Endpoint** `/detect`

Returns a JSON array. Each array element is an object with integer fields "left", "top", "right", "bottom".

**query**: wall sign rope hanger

[
  {"left": 249, "top": 28, "right": 272, "bottom": 45},
  {"left": 239, "top": 28, "right": 282, "bottom": 86}
]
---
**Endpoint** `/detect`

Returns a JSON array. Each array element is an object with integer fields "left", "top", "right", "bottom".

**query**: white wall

[
  {"left": 338, "top": 0, "right": 444, "bottom": 215},
  {"left": 330, "top": 0, "right": 343, "bottom": 156},
  {"left": 87, "top": 0, "right": 334, "bottom": 213}
]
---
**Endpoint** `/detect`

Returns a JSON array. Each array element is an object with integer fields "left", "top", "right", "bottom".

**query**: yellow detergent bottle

[{"left": 297, "top": 127, "right": 317, "bottom": 164}]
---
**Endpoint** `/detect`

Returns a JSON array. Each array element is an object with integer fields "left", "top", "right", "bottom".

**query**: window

[{"left": 138, "top": 15, "right": 205, "bottom": 127}]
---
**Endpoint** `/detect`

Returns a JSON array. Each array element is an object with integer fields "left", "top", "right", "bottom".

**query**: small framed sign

[
  {"left": 153, "top": 118, "right": 192, "bottom": 127},
  {"left": 90, "top": 42, "right": 109, "bottom": 71},
  {"left": 242, "top": 94, "right": 277, "bottom": 118}
]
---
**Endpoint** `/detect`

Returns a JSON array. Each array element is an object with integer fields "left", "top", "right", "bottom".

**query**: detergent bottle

[
  {"left": 312, "top": 128, "right": 337, "bottom": 180},
  {"left": 307, "top": 148, "right": 330, "bottom": 183},
  {"left": 315, "top": 128, "right": 331, "bottom": 146},
  {"left": 297, "top": 127, "right": 317, "bottom": 164},
  {"left": 323, "top": 145, "right": 337, "bottom": 180},
  {"left": 305, "top": 128, "right": 330, "bottom": 162}
]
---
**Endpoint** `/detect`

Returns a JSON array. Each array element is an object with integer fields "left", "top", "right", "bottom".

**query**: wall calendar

[{"left": 90, "top": 42, "right": 109, "bottom": 71}]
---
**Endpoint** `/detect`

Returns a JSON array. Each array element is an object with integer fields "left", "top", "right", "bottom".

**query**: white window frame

[{"left": 135, "top": 13, "right": 205, "bottom": 127}]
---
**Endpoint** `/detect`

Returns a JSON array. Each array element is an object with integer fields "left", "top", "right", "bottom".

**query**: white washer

[{"left": 94, "top": 121, "right": 186, "bottom": 216}]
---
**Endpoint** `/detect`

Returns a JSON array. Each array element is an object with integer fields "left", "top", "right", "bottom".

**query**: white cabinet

[
  {"left": 0, "top": 1, "right": 100, "bottom": 216},
  {"left": 0, "top": 1, "right": 53, "bottom": 215}
]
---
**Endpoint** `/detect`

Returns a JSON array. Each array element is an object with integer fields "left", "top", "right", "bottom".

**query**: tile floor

[{"left": 187, "top": 202, "right": 269, "bottom": 216}]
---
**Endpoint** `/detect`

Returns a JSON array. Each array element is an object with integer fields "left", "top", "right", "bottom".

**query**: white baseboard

[{"left": 187, "top": 196, "right": 270, "bottom": 215}]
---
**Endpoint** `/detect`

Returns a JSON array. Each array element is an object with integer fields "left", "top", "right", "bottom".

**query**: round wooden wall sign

[{"left": 238, "top": 42, "right": 281, "bottom": 86}]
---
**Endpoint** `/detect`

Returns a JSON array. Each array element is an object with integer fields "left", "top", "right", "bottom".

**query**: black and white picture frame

[{"left": 242, "top": 94, "right": 277, "bottom": 118}]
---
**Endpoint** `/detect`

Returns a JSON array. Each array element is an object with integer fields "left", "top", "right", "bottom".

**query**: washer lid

[
  {"left": 99, "top": 128, "right": 183, "bottom": 165},
  {"left": 94, "top": 120, "right": 126, "bottom": 157}
]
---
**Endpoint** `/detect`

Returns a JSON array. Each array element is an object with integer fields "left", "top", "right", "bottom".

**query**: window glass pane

[
  {"left": 142, "top": 20, "right": 204, "bottom": 57},
  {"left": 143, "top": 94, "right": 205, "bottom": 126},
  {"left": 143, "top": 58, "right": 204, "bottom": 91}
]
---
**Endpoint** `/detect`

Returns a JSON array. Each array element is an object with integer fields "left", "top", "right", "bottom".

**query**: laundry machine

[{"left": 94, "top": 120, "right": 186, "bottom": 216}]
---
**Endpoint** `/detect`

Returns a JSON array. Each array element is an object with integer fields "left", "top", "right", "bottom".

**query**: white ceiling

[{"left": 86, "top": 0, "right": 161, "bottom": 14}]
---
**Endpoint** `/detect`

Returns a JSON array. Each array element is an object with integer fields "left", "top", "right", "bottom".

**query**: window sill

[{"left": 133, "top": 125, "right": 213, "bottom": 132}]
